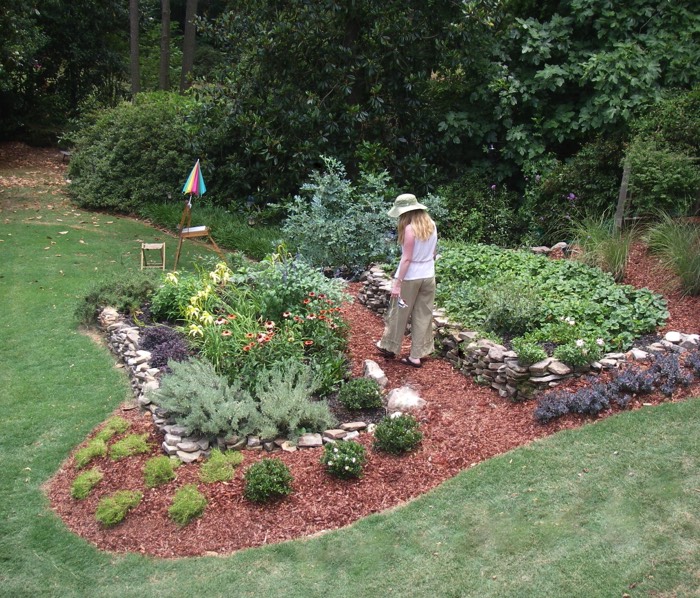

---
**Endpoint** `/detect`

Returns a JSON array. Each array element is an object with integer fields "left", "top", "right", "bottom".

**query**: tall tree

[
  {"left": 180, "top": 0, "right": 198, "bottom": 92},
  {"left": 129, "top": 0, "right": 141, "bottom": 94},
  {"left": 159, "top": 0, "right": 171, "bottom": 90}
]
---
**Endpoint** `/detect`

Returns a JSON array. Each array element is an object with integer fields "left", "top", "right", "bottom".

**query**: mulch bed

[{"left": 6, "top": 140, "right": 696, "bottom": 558}]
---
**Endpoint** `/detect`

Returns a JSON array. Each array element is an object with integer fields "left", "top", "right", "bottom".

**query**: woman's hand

[{"left": 391, "top": 279, "right": 401, "bottom": 297}]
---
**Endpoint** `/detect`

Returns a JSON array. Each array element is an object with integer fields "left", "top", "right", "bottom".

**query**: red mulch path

[{"left": 8, "top": 140, "right": 693, "bottom": 557}]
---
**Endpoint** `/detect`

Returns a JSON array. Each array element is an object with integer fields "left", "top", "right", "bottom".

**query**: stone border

[{"left": 357, "top": 265, "right": 699, "bottom": 401}]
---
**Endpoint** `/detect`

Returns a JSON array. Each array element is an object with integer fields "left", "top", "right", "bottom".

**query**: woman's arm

[{"left": 391, "top": 225, "right": 415, "bottom": 297}]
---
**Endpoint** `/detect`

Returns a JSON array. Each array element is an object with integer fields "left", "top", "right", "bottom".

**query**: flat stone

[
  {"left": 297, "top": 433, "right": 323, "bottom": 448},
  {"left": 280, "top": 441, "right": 297, "bottom": 453},
  {"left": 547, "top": 360, "right": 572, "bottom": 376},
  {"left": 487, "top": 346, "right": 506, "bottom": 361},
  {"left": 340, "top": 422, "right": 367, "bottom": 432},
  {"left": 363, "top": 359, "right": 388, "bottom": 388},
  {"left": 323, "top": 429, "right": 348, "bottom": 440},
  {"left": 177, "top": 440, "right": 200, "bottom": 453},
  {"left": 530, "top": 374, "right": 565, "bottom": 384},
  {"left": 164, "top": 433, "right": 181, "bottom": 446},
  {"left": 196, "top": 438, "right": 210, "bottom": 451},
  {"left": 176, "top": 450, "right": 202, "bottom": 463},
  {"left": 162, "top": 442, "right": 178, "bottom": 456},
  {"left": 263, "top": 442, "right": 276, "bottom": 452},
  {"left": 343, "top": 431, "right": 360, "bottom": 441},
  {"left": 664, "top": 331, "right": 682, "bottom": 344},
  {"left": 529, "top": 358, "right": 553, "bottom": 375},
  {"left": 246, "top": 436, "right": 261, "bottom": 448},
  {"left": 626, "top": 348, "right": 649, "bottom": 361},
  {"left": 599, "top": 358, "right": 619, "bottom": 368}
]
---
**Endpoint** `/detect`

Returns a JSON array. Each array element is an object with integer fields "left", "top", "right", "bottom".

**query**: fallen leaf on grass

[{"left": 59, "top": 231, "right": 68, "bottom": 235}]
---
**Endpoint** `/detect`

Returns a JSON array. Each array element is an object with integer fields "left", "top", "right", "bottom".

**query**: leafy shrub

[
  {"left": 243, "top": 458, "right": 294, "bottom": 503},
  {"left": 626, "top": 135, "right": 700, "bottom": 217},
  {"left": 74, "top": 272, "right": 159, "bottom": 326},
  {"left": 337, "top": 378, "right": 384, "bottom": 411},
  {"left": 436, "top": 169, "right": 523, "bottom": 247},
  {"left": 199, "top": 449, "right": 244, "bottom": 484},
  {"left": 168, "top": 484, "right": 207, "bottom": 526},
  {"left": 94, "top": 416, "right": 131, "bottom": 443},
  {"left": 283, "top": 156, "right": 413, "bottom": 276},
  {"left": 74, "top": 439, "right": 107, "bottom": 469},
  {"left": 109, "top": 434, "right": 151, "bottom": 460},
  {"left": 95, "top": 490, "right": 143, "bottom": 527},
  {"left": 249, "top": 359, "right": 337, "bottom": 440},
  {"left": 511, "top": 338, "right": 548, "bottom": 366},
  {"left": 321, "top": 441, "right": 367, "bottom": 479},
  {"left": 140, "top": 325, "right": 191, "bottom": 369},
  {"left": 475, "top": 276, "right": 543, "bottom": 336},
  {"left": 373, "top": 414, "right": 423, "bottom": 455},
  {"left": 143, "top": 456, "right": 178, "bottom": 488},
  {"left": 68, "top": 92, "right": 206, "bottom": 212},
  {"left": 150, "top": 358, "right": 257, "bottom": 438},
  {"left": 70, "top": 468, "right": 103, "bottom": 499}
]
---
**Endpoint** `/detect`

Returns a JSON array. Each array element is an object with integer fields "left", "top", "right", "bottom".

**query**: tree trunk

[
  {"left": 159, "top": 0, "right": 171, "bottom": 90},
  {"left": 129, "top": 0, "right": 140, "bottom": 95},
  {"left": 180, "top": 0, "right": 197, "bottom": 92}
]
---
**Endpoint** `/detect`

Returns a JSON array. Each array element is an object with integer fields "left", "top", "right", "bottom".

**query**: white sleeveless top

[{"left": 395, "top": 225, "right": 438, "bottom": 281}]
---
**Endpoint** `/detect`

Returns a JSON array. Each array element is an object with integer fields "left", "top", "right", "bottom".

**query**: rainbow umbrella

[{"left": 182, "top": 159, "right": 207, "bottom": 198}]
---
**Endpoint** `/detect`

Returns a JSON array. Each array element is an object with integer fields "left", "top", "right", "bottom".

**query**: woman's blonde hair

[{"left": 398, "top": 209, "right": 435, "bottom": 244}]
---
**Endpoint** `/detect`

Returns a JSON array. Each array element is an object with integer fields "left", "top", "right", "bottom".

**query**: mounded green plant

[
  {"left": 168, "top": 484, "right": 207, "bottom": 527},
  {"left": 74, "top": 439, "right": 108, "bottom": 469},
  {"left": 199, "top": 449, "right": 244, "bottom": 484},
  {"left": 475, "top": 276, "right": 543, "bottom": 336},
  {"left": 243, "top": 458, "right": 293, "bottom": 503},
  {"left": 553, "top": 338, "right": 605, "bottom": 368},
  {"left": 94, "top": 416, "right": 131, "bottom": 443},
  {"left": 321, "top": 441, "right": 367, "bottom": 479},
  {"left": 511, "top": 338, "right": 548, "bottom": 366},
  {"left": 70, "top": 468, "right": 104, "bottom": 500},
  {"left": 143, "top": 455, "right": 178, "bottom": 488},
  {"left": 373, "top": 414, "right": 423, "bottom": 455},
  {"left": 150, "top": 358, "right": 257, "bottom": 438},
  {"left": 337, "top": 378, "right": 384, "bottom": 411},
  {"left": 109, "top": 434, "right": 151, "bottom": 460},
  {"left": 95, "top": 490, "right": 143, "bottom": 527},
  {"left": 249, "top": 359, "right": 337, "bottom": 440}
]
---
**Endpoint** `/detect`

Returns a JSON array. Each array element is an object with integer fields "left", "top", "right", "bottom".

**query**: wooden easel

[{"left": 173, "top": 198, "right": 224, "bottom": 270}]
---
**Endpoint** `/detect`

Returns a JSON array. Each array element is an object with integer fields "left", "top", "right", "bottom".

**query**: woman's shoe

[
  {"left": 399, "top": 357, "right": 422, "bottom": 368},
  {"left": 375, "top": 342, "right": 396, "bottom": 359}
]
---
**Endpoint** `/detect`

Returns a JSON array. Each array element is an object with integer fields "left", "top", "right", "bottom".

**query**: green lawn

[{"left": 0, "top": 175, "right": 698, "bottom": 597}]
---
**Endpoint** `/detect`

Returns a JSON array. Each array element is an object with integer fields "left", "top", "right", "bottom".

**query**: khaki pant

[{"left": 379, "top": 276, "right": 436, "bottom": 359}]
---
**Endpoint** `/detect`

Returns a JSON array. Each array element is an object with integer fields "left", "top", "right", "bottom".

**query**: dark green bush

[
  {"left": 321, "top": 441, "right": 367, "bottom": 479},
  {"left": 373, "top": 414, "right": 423, "bottom": 455},
  {"left": 95, "top": 490, "right": 143, "bottom": 527},
  {"left": 436, "top": 169, "right": 522, "bottom": 247},
  {"left": 68, "top": 92, "right": 205, "bottom": 213},
  {"left": 74, "top": 271, "right": 159, "bottom": 326},
  {"left": 337, "top": 378, "right": 384, "bottom": 411},
  {"left": 168, "top": 484, "right": 207, "bottom": 526},
  {"left": 243, "top": 458, "right": 294, "bottom": 503}
]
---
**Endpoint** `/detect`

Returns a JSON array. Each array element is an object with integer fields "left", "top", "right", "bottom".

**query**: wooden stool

[{"left": 140, "top": 242, "right": 166, "bottom": 270}]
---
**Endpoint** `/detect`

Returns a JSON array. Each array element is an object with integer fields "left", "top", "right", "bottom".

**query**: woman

[{"left": 376, "top": 193, "right": 438, "bottom": 368}]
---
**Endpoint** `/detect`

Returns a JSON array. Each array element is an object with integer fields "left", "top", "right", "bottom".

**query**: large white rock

[
  {"left": 386, "top": 386, "right": 426, "bottom": 413},
  {"left": 363, "top": 359, "right": 388, "bottom": 388}
]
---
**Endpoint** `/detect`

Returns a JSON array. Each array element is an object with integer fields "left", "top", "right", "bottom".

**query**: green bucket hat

[{"left": 387, "top": 193, "right": 428, "bottom": 218}]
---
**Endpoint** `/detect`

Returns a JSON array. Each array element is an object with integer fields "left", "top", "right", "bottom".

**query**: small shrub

[
  {"left": 168, "top": 484, "right": 207, "bottom": 526},
  {"left": 143, "top": 455, "right": 178, "bottom": 488},
  {"left": 511, "top": 338, "right": 548, "bottom": 366},
  {"left": 95, "top": 490, "right": 143, "bottom": 527},
  {"left": 321, "top": 441, "right": 367, "bottom": 479},
  {"left": 199, "top": 449, "right": 244, "bottom": 484},
  {"left": 553, "top": 339, "right": 604, "bottom": 368},
  {"left": 74, "top": 439, "right": 107, "bottom": 469},
  {"left": 337, "top": 378, "right": 384, "bottom": 411},
  {"left": 243, "top": 458, "right": 293, "bottom": 503},
  {"left": 70, "top": 468, "right": 103, "bottom": 499},
  {"left": 373, "top": 414, "right": 422, "bottom": 455},
  {"left": 476, "top": 276, "right": 542, "bottom": 336},
  {"left": 110, "top": 434, "right": 150, "bottom": 460},
  {"left": 94, "top": 416, "right": 130, "bottom": 442}
]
